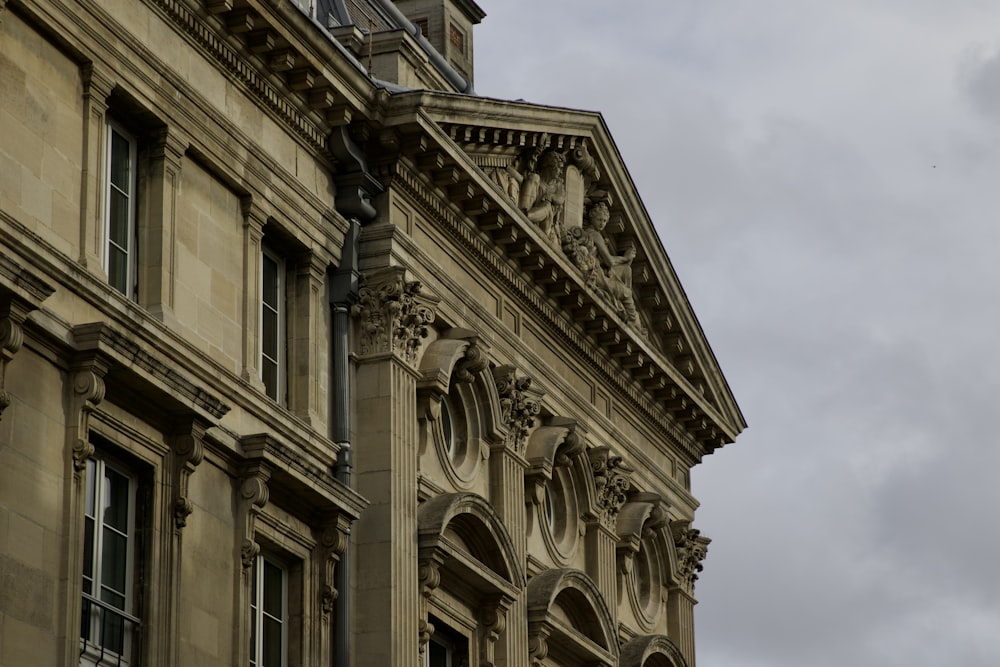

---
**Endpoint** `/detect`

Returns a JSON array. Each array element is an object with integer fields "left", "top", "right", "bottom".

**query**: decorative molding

[
  {"left": 148, "top": 0, "right": 329, "bottom": 153},
  {"left": 384, "top": 157, "right": 721, "bottom": 462},
  {"left": 71, "top": 322, "right": 230, "bottom": 419},
  {"left": 492, "top": 365, "right": 541, "bottom": 455},
  {"left": 352, "top": 267, "right": 438, "bottom": 364}
]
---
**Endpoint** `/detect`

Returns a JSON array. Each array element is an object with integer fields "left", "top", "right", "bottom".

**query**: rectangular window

[
  {"left": 260, "top": 248, "right": 285, "bottom": 402},
  {"left": 80, "top": 456, "right": 141, "bottom": 666},
  {"left": 104, "top": 121, "right": 139, "bottom": 298},
  {"left": 250, "top": 554, "right": 287, "bottom": 667}
]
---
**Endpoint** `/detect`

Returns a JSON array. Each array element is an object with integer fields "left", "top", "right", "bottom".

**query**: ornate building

[{"left": 0, "top": 0, "right": 744, "bottom": 666}]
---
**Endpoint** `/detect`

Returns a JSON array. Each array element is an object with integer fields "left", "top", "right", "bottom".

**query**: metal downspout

[
  {"left": 329, "top": 124, "right": 381, "bottom": 667},
  {"left": 330, "top": 219, "right": 360, "bottom": 667}
]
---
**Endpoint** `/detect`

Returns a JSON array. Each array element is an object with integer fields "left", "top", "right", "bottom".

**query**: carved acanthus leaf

[
  {"left": 588, "top": 445, "right": 633, "bottom": 525},
  {"left": 672, "top": 522, "right": 710, "bottom": 590},
  {"left": 352, "top": 269, "right": 436, "bottom": 364},
  {"left": 492, "top": 365, "right": 540, "bottom": 454}
]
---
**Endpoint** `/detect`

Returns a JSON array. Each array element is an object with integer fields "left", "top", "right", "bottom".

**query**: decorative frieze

[
  {"left": 352, "top": 267, "right": 438, "bottom": 364},
  {"left": 492, "top": 365, "right": 541, "bottom": 454}
]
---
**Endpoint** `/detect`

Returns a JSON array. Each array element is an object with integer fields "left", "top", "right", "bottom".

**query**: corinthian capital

[
  {"left": 352, "top": 267, "right": 437, "bottom": 364},
  {"left": 492, "top": 365, "right": 540, "bottom": 454}
]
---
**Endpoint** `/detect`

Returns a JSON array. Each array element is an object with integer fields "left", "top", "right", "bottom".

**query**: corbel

[
  {"left": 615, "top": 492, "right": 668, "bottom": 575},
  {"left": 523, "top": 417, "right": 585, "bottom": 507},
  {"left": 169, "top": 417, "right": 209, "bottom": 529},
  {"left": 237, "top": 462, "right": 271, "bottom": 571},
  {"left": 527, "top": 621, "right": 551, "bottom": 667},
  {"left": 416, "top": 549, "right": 445, "bottom": 657},
  {"left": 68, "top": 355, "right": 110, "bottom": 475},
  {"left": 587, "top": 445, "right": 633, "bottom": 528},
  {"left": 316, "top": 511, "right": 352, "bottom": 618},
  {"left": 479, "top": 594, "right": 513, "bottom": 667},
  {"left": 0, "top": 293, "right": 40, "bottom": 418}
]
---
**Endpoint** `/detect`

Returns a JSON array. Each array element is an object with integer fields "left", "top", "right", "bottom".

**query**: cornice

[{"left": 378, "top": 157, "right": 712, "bottom": 464}]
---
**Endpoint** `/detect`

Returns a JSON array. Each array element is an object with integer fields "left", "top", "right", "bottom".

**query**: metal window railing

[{"left": 80, "top": 593, "right": 142, "bottom": 666}]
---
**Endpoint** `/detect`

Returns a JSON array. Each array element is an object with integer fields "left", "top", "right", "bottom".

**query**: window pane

[
  {"left": 108, "top": 246, "right": 129, "bottom": 295},
  {"left": 262, "top": 616, "right": 282, "bottom": 667},
  {"left": 109, "top": 130, "right": 131, "bottom": 192},
  {"left": 262, "top": 560, "right": 283, "bottom": 617},
  {"left": 82, "top": 516, "right": 95, "bottom": 593},
  {"left": 262, "top": 360, "right": 278, "bottom": 400},
  {"left": 262, "top": 255, "right": 279, "bottom": 309},
  {"left": 109, "top": 189, "right": 130, "bottom": 245},
  {"left": 261, "top": 307, "right": 278, "bottom": 359},
  {"left": 85, "top": 460, "right": 96, "bottom": 516},
  {"left": 100, "top": 529, "right": 128, "bottom": 603},
  {"left": 103, "top": 467, "right": 131, "bottom": 532}
]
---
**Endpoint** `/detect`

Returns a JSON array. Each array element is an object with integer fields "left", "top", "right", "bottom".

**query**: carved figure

[
  {"left": 519, "top": 149, "right": 567, "bottom": 247},
  {"left": 574, "top": 202, "right": 640, "bottom": 328}
]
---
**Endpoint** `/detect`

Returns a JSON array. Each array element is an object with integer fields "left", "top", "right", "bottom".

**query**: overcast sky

[{"left": 475, "top": 2, "right": 1000, "bottom": 665}]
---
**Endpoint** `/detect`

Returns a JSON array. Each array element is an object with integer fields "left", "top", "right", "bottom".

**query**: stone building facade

[{"left": 0, "top": 1, "right": 744, "bottom": 666}]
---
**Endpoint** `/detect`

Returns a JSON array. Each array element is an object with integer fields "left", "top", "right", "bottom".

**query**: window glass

[
  {"left": 260, "top": 250, "right": 283, "bottom": 401},
  {"left": 251, "top": 554, "right": 287, "bottom": 667},
  {"left": 80, "top": 454, "right": 139, "bottom": 665}
]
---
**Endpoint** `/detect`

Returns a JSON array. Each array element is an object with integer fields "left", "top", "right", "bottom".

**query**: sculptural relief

[
  {"left": 518, "top": 148, "right": 567, "bottom": 248},
  {"left": 564, "top": 200, "right": 642, "bottom": 330}
]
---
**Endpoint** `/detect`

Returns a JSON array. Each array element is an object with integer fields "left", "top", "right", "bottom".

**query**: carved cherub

[
  {"left": 581, "top": 201, "right": 640, "bottom": 327},
  {"left": 518, "top": 149, "right": 567, "bottom": 247}
]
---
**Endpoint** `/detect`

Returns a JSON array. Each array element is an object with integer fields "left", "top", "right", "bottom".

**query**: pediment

[{"left": 373, "top": 92, "right": 746, "bottom": 457}]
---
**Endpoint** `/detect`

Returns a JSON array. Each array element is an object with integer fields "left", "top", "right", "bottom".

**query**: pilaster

[
  {"left": 140, "top": 125, "right": 186, "bottom": 325},
  {"left": 489, "top": 364, "right": 539, "bottom": 667},
  {"left": 240, "top": 197, "right": 267, "bottom": 391},
  {"left": 78, "top": 65, "right": 113, "bottom": 275},
  {"left": 289, "top": 249, "right": 329, "bottom": 426},
  {"left": 586, "top": 445, "right": 633, "bottom": 605},
  {"left": 352, "top": 266, "right": 437, "bottom": 666}
]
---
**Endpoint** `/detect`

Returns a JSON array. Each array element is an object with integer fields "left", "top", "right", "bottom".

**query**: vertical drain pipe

[
  {"left": 330, "top": 219, "right": 360, "bottom": 667},
  {"left": 329, "top": 124, "right": 381, "bottom": 667}
]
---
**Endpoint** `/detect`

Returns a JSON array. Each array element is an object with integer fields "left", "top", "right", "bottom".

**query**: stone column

[{"left": 352, "top": 267, "right": 436, "bottom": 667}]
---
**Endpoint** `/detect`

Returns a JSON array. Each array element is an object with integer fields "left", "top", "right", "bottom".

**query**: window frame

[
  {"left": 103, "top": 119, "right": 139, "bottom": 299},
  {"left": 80, "top": 453, "right": 142, "bottom": 666},
  {"left": 260, "top": 246, "right": 286, "bottom": 403}
]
